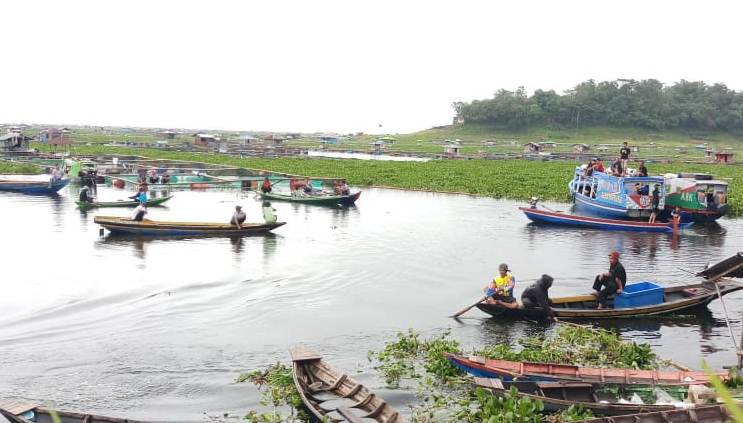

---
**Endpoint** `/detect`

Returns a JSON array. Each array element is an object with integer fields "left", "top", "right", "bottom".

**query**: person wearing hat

[
  {"left": 230, "top": 205, "right": 247, "bottom": 229},
  {"left": 592, "top": 251, "right": 626, "bottom": 309},
  {"left": 521, "top": 274, "right": 555, "bottom": 319},
  {"left": 483, "top": 263, "right": 516, "bottom": 307}
]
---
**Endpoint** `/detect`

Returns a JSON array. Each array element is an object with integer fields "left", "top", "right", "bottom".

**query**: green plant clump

[
  {"left": 0, "top": 160, "right": 43, "bottom": 174},
  {"left": 236, "top": 362, "right": 309, "bottom": 423}
]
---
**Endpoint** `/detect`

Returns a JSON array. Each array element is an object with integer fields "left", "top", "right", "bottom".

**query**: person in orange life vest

[{"left": 483, "top": 263, "right": 516, "bottom": 307}]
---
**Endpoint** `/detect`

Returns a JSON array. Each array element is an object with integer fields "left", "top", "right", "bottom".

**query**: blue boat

[
  {"left": 568, "top": 167, "right": 665, "bottom": 219},
  {"left": 0, "top": 176, "right": 70, "bottom": 195},
  {"left": 520, "top": 207, "right": 691, "bottom": 233}
]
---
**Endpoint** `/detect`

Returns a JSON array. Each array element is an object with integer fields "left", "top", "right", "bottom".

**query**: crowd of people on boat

[
  {"left": 481, "top": 251, "right": 634, "bottom": 317},
  {"left": 137, "top": 167, "right": 171, "bottom": 184}
]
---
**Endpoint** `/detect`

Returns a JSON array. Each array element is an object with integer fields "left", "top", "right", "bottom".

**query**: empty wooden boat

[
  {"left": 446, "top": 353, "right": 729, "bottom": 385},
  {"left": 475, "top": 377, "right": 684, "bottom": 416},
  {"left": 0, "top": 399, "right": 151, "bottom": 423},
  {"left": 76, "top": 195, "right": 173, "bottom": 210},
  {"left": 0, "top": 176, "right": 69, "bottom": 195},
  {"left": 256, "top": 191, "right": 361, "bottom": 207},
  {"left": 94, "top": 216, "right": 285, "bottom": 237},
  {"left": 573, "top": 404, "right": 731, "bottom": 423},
  {"left": 475, "top": 280, "right": 742, "bottom": 320},
  {"left": 290, "top": 345, "right": 402, "bottom": 422}
]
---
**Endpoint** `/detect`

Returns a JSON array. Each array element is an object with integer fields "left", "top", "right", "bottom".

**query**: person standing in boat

[
  {"left": 131, "top": 201, "right": 147, "bottom": 222},
  {"left": 230, "top": 205, "right": 247, "bottom": 229},
  {"left": 521, "top": 275, "right": 555, "bottom": 319},
  {"left": 592, "top": 251, "right": 626, "bottom": 309},
  {"left": 261, "top": 176, "right": 272, "bottom": 193},
  {"left": 79, "top": 185, "right": 95, "bottom": 204},
  {"left": 648, "top": 184, "right": 661, "bottom": 223},
  {"left": 620, "top": 141, "right": 631, "bottom": 176},
  {"left": 483, "top": 263, "right": 517, "bottom": 307}
]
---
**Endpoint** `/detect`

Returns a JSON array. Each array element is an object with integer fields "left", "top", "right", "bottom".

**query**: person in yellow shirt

[{"left": 483, "top": 263, "right": 517, "bottom": 307}]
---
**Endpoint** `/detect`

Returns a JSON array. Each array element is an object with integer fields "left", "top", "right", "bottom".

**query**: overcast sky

[{"left": 3, "top": 0, "right": 742, "bottom": 134}]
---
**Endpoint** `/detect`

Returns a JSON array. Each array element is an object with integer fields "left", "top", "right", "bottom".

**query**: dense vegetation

[
  {"left": 454, "top": 79, "right": 743, "bottom": 131},
  {"left": 0, "top": 160, "right": 43, "bottom": 174}
]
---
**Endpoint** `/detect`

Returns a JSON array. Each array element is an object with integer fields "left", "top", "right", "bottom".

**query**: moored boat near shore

[
  {"left": 663, "top": 173, "right": 729, "bottom": 223},
  {"left": 256, "top": 190, "right": 361, "bottom": 207},
  {"left": 520, "top": 206, "right": 691, "bottom": 233},
  {"left": 446, "top": 354, "right": 729, "bottom": 385},
  {"left": 76, "top": 195, "right": 173, "bottom": 210},
  {"left": 573, "top": 404, "right": 732, "bottom": 423},
  {"left": 94, "top": 216, "right": 285, "bottom": 237},
  {"left": 290, "top": 345, "right": 402, "bottom": 422},
  {"left": 0, "top": 399, "right": 152, "bottom": 423},
  {"left": 569, "top": 167, "right": 665, "bottom": 219},
  {"left": 0, "top": 175, "right": 69, "bottom": 195}
]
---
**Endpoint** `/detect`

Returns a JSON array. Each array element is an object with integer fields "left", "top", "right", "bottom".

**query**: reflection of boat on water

[
  {"left": 520, "top": 206, "right": 690, "bottom": 233},
  {"left": 94, "top": 216, "right": 285, "bottom": 237},
  {"left": 569, "top": 167, "right": 665, "bottom": 219},
  {"left": 290, "top": 345, "right": 402, "bottom": 422},
  {"left": 0, "top": 175, "right": 69, "bottom": 195},
  {"left": 0, "top": 399, "right": 152, "bottom": 423},
  {"left": 663, "top": 173, "right": 729, "bottom": 223}
]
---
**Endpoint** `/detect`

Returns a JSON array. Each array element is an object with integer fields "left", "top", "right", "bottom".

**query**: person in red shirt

[{"left": 593, "top": 158, "right": 605, "bottom": 172}]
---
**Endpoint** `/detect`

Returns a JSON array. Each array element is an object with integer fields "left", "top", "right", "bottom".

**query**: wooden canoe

[
  {"left": 475, "top": 281, "right": 743, "bottom": 320},
  {"left": 256, "top": 190, "right": 361, "bottom": 207},
  {"left": 446, "top": 353, "right": 729, "bottom": 385},
  {"left": 573, "top": 404, "right": 731, "bottom": 423},
  {"left": 290, "top": 345, "right": 402, "bottom": 422},
  {"left": 94, "top": 216, "right": 285, "bottom": 237},
  {"left": 474, "top": 377, "right": 689, "bottom": 416},
  {"left": 76, "top": 195, "right": 173, "bottom": 210},
  {"left": 520, "top": 207, "right": 693, "bottom": 233},
  {"left": 0, "top": 398, "right": 151, "bottom": 423},
  {"left": 0, "top": 177, "right": 69, "bottom": 195}
]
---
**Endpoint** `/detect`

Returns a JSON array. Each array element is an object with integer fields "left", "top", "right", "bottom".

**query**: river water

[{"left": 0, "top": 186, "right": 742, "bottom": 421}]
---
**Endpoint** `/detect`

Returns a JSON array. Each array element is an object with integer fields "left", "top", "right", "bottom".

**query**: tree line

[{"left": 453, "top": 79, "right": 743, "bottom": 131}]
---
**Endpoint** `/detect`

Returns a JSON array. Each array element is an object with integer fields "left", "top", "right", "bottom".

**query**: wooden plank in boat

[
  {"left": 290, "top": 345, "right": 322, "bottom": 362},
  {"left": 0, "top": 400, "right": 35, "bottom": 416}
]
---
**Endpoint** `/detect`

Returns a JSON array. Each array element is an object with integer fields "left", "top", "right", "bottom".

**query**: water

[
  {"left": 307, "top": 150, "right": 431, "bottom": 162},
  {"left": 1, "top": 186, "right": 742, "bottom": 421}
]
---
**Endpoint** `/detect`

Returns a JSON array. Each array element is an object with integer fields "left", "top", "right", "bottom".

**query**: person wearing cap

[
  {"left": 592, "top": 251, "right": 627, "bottom": 309},
  {"left": 230, "top": 205, "right": 247, "bottom": 229},
  {"left": 483, "top": 263, "right": 516, "bottom": 307},
  {"left": 521, "top": 275, "right": 555, "bottom": 319}
]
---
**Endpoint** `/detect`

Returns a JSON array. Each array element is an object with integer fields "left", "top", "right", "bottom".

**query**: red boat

[{"left": 445, "top": 353, "right": 728, "bottom": 385}]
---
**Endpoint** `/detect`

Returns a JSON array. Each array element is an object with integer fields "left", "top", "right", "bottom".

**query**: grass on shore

[{"left": 0, "top": 160, "right": 44, "bottom": 174}]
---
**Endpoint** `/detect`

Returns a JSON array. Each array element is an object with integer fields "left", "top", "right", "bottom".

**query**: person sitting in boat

[
  {"left": 131, "top": 202, "right": 147, "bottom": 222},
  {"left": 338, "top": 180, "right": 350, "bottom": 195},
  {"left": 592, "top": 251, "right": 626, "bottom": 309},
  {"left": 262, "top": 200, "right": 277, "bottom": 223},
  {"left": 583, "top": 159, "right": 595, "bottom": 178},
  {"left": 609, "top": 158, "right": 623, "bottom": 176},
  {"left": 230, "top": 205, "right": 247, "bottom": 229},
  {"left": 648, "top": 184, "right": 661, "bottom": 223},
  {"left": 594, "top": 158, "right": 605, "bottom": 173},
  {"left": 79, "top": 185, "right": 95, "bottom": 203},
  {"left": 148, "top": 168, "right": 159, "bottom": 184},
  {"left": 637, "top": 161, "right": 648, "bottom": 177},
  {"left": 633, "top": 183, "right": 649, "bottom": 196},
  {"left": 302, "top": 179, "right": 314, "bottom": 195},
  {"left": 521, "top": 275, "right": 554, "bottom": 319},
  {"left": 483, "top": 263, "right": 517, "bottom": 307},
  {"left": 160, "top": 172, "right": 171, "bottom": 184},
  {"left": 261, "top": 176, "right": 272, "bottom": 193}
]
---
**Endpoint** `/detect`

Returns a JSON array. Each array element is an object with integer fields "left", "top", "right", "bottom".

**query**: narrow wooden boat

[
  {"left": 94, "top": 216, "right": 285, "bottom": 237},
  {"left": 0, "top": 177, "right": 69, "bottom": 195},
  {"left": 76, "top": 195, "right": 173, "bottom": 210},
  {"left": 475, "top": 280, "right": 742, "bottom": 320},
  {"left": 474, "top": 377, "right": 682, "bottom": 416},
  {"left": 446, "top": 353, "right": 729, "bottom": 385},
  {"left": 290, "top": 345, "right": 402, "bottom": 422},
  {"left": 573, "top": 404, "right": 731, "bottom": 423},
  {"left": 256, "top": 190, "right": 361, "bottom": 207},
  {"left": 520, "top": 207, "right": 692, "bottom": 233},
  {"left": 0, "top": 398, "right": 151, "bottom": 423}
]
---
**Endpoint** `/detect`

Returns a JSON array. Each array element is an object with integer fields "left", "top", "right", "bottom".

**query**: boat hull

[
  {"left": 0, "top": 178, "right": 69, "bottom": 195},
  {"left": 520, "top": 207, "right": 689, "bottom": 233},
  {"left": 76, "top": 195, "right": 173, "bottom": 210},
  {"left": 0, "top": 399, "right": 153, "bottom": 423},
  {"left": 257, "top": 190, "right": 360, "bottom": 206},
  {"left": 94, "top": 216, "right": 285, "bottom": 237},
  {"left": 573, "top": 405, "right": 730, "bottom": 423},
  {"left": 475, "top": 281, "right": 742, "bottom": 320}
]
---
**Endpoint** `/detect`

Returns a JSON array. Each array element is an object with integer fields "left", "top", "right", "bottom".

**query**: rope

[{"left": 713, "top": 282, "right": 740, "bottom": 356}]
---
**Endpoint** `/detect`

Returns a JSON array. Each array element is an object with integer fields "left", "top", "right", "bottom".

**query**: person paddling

[
  {"left": 230, "top": 205, "right": 247, "bottom": 229},
  {"left": 483, "top": 263, "right": 517, "bottom": 307},
  {"left": 521, "top": 275, "right": 555, "bottom": 319}
]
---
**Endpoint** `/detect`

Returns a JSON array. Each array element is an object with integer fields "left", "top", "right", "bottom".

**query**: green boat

[
  {"left": 76, "top": 195, "right": 174, "bottom": 210},
  {"left": 255, "top": 190, "right": 361, "bottom": 206}
]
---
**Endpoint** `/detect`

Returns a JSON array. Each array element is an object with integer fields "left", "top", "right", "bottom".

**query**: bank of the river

[
  {"left": 0, "top": 159, "right": 43, "bottom": 174},
  {"left": 35, "top": 144, "right": 743, "bottom": 216}
]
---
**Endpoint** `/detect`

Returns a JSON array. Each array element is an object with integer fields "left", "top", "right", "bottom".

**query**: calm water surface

[{"left": 0, "top": 186, "right": 742, "bottom": 421}]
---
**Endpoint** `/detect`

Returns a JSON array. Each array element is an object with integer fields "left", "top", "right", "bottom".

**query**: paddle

[{"left": 450, "top": 296, "right": 487, "bottom": 318}]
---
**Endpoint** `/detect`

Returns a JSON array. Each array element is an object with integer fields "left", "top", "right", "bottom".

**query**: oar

[{"left": 450, "top": 296, "right": 487, "bottom": 318}]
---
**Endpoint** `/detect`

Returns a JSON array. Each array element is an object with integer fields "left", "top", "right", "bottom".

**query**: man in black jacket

[
  {"left": 592, "top": 251, "right": 626, "bottom": 309},
  {"left": 521, "top": 274, "right": 555, "bottom": 319}
]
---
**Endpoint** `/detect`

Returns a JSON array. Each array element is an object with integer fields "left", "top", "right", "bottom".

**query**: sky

[{"left": 3, "top": 0, "right": 743, "bottom": 134}]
